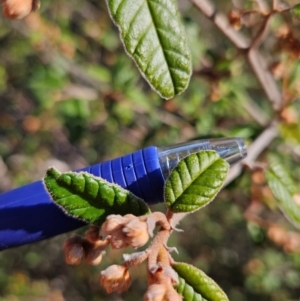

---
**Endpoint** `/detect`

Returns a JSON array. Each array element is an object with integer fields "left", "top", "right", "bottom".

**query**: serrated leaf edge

[
  {"left": 43, "top": 167, "right": 150, "bottom": 224},
  {"left": 164, "top": 151, "right": 229, "bottom": 213}
]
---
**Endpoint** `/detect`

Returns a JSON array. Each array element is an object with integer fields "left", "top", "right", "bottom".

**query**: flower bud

[
  {"left": 165, "top": 288, "right": 182, "bottom": 301},
  {"left": 123, "top": 218, "right": 149, "bottom": 248},
  {"left": 143, "top": 284, "right": 182, "bottom": 301},
  {"left": 110, "top": 230, "right": 129, "bottom": 249},
  {"left": 143, "top": 284, "right": 167, "bottom": 301},
  {"left": 63, "top": 236, "right": 85, "bottom": 266},
  {"left": 101, "top": 214, "right": 134, "bottom": 235},
  {"left": 85, "top": 225, "right": 101, "bottom": 243},
  {"left": 162, "top": 266, "right": 179, "bottom": 285},
  {"left": 2, "top": 0, "right": 33, "bottom": 19},
  {"left": 85, "top": 240, "right": 108, "bottom": 265},
  {"left": 99, "top": 265, "right": 131, "bottom": 293},
  {"left": 85, "top": 248, "right": 103, "bottom": 265}
]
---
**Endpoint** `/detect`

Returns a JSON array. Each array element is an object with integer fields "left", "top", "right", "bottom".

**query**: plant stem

[
  {"left": 225, "top": 123, "right": 278, "bottom": 185},
  {"left": 148, "top": 229, "right": 171, "bottom": 272},
  {"left": 190, "top": 0, "right": 282, "bottom": 110}
]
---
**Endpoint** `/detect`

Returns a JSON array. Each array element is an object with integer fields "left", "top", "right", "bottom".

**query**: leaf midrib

[
  {"left": 173, "top": 157, "right": 221, "bottom": 200},
  {"left": 145, "top": 0, "right": 176, "bottom": 92}
]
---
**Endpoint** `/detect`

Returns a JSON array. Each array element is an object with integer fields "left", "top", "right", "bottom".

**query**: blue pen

[{"left": 0, "top": 138, "right": 247, "bottom": 251}]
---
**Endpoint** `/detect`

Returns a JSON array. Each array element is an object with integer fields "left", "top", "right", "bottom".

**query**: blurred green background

[{"left": 1, "top": 0, "right": 300, "bottom": 300}]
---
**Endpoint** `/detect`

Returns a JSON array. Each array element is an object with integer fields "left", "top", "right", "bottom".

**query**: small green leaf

[
  {"left": 106, "top": 0, "right": 191, "bottom": 99},
  {"left": 173, "top": 262, "right": 229, "bottom": 301},
  {"left": 164, "top": 151, "right": 229, "bottom": 213},
  {"left": 44, "top": 168, "right": 150, "bottom": 225},
  {"left": 265, "top": 157, "right": 300, "bottom": 228},
  {"left": 292, "top": 4, "right": 300, "bottom": 19}
]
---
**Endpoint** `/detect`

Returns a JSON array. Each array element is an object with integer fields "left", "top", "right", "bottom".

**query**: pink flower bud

[
  {"left": 84, "top": 239, "right": 109, "bottom": 265},
  {"left": 101, "top": 214, "right": 135, "bottom": 235},
  {"left": 143, "top": 284, "right": 182, "bottom": 301},
  {"left": 2, "top": 0, "right": 33, "bottom": 20},
  {"left": 85, "top": 225, "right": 101, "bottom": 243},
  {"left": 85, "top": 245, "right": 103, "bottom": 266},
  {"left": 165, "top": 288, "right": 182, "bottom": 301},
  {"left": 143, "top": 284, "right": 167, "bottom": 301},
  {"left": 110, "top": 230, "right": 129, "bottom": 249},
  {"left": 123, "top": 218, "right": 150, "bottom": 248},
  {"left": 99, "top": 265, "right": 131, "bottom": 293},
  {"left": 63, "top": 236, "right": 85, "bottom": 266}
]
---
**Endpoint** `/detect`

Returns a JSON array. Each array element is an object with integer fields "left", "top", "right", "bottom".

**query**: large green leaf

[
  {"left": 265, "top": 157, "right": 300, "bottom": 227},
  {"left": 173, "top": 262, "right": 229, "bottom": 301},
  {"left": 164, "top": 151, "right": 229, "bottom": 213},
  {"left": 106, "top": 0, "right": 191, "bottom": 99},
  {"left": 44, "top": 168, "right": 150, "bottom": 225}
]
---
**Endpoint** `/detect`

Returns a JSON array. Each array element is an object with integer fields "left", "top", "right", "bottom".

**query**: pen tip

[
  {"left": 237, "top": 137, "right": 247, "bottom": 160},
  {"left": 210, "top": 137, "right": 247, "bottom": 165}
]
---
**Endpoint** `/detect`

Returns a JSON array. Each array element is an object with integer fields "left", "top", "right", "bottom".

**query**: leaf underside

[
  {"left": 44, "top": 168, "right": 150, "bottom": 225},
  {"left": 164, "top": 151, "right": 229, "bottom": 213},
  {"left": 173, "top": 262, "right": 229, "bottom": 301},
  {"left": 106, "top": 0, "right": 191, "bottom": 99},
  {"left": 265, "top": 157, "right": 300, "bottom": 228}
]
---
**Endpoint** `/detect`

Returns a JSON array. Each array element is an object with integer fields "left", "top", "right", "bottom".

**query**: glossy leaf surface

[
  {"left": 173, "top": 262, "right": 229, "bottom": 301},
  {"left": 106, "top": 0, "right": 191, "bottom": 99},
  {"left": 44, "top": 168, "right": 150, "bottom": 225},
  {"left": 265, "top": 157, "right": 300, "bottom": 227},
  {"left": 164, "top": 151, "right": 229, "bottom": 213}
]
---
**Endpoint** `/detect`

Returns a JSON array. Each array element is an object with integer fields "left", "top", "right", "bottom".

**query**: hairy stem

[{"left": 148, "top": 230, "right": 171, "bottom": 272}]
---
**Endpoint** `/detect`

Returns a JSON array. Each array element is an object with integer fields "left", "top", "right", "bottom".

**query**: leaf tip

[{"left": 45, "top": 167, "right": 61, "bottom": 180}]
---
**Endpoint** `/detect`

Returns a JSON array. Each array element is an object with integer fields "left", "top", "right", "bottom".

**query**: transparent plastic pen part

[{"left": 157, "top": 137, "right": 247, "bottom": 180}]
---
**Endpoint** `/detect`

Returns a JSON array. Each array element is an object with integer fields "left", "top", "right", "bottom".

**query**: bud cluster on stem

[{"left": 63, "top": 209, "right": 184, "bottom": 299}]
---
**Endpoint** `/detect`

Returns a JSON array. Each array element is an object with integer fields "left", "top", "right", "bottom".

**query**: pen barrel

[
  {"left": 0, "top": 146, "right": 164, "bottom": 250},
  {"left": 81, "top": 146, "right": 164, "bottom": 204}
]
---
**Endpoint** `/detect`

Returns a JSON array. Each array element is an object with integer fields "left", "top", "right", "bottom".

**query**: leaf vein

[
  {"left": 115, "top": 0, "right": 130, "bottom": 18},
  {"left": 124, "top": 2, "right": 146, "bottom": 38},
  {"left": 132, "top": 22, "right": 153, "bottom": 55}
]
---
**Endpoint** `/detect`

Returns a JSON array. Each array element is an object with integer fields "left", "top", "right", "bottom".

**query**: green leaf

[
  {"left": 292, "top": 3, "right": 300, "bottom": 19},
  {"left": 44, "top": 168, "right": 150, "bottom": 225},
  {"left": 280, "top": 123, "right": 300, "bottom": 145},
  {"left": 173, "top": 262, "right": 229, "bottom": 301},
  {"left": 106, "top": 0, "right": 191, "bottom": 99},
  {"left": 265, "top": 157, "right": 300, "bottom": 228},
  {"left": 164, "top": 151, "right": 229, "bottom": 213}
]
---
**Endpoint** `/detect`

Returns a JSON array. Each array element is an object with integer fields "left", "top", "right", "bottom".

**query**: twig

[
  {"left": 254, "top": 0, "right": 270, "bottom": 14},
  {"left": 249, "top": 14, "right": 272, "bottom": 50},
  {"left": 224, "top": 123, "right": 278, "bottom": 185},
  {"left": 241, "top": 94, "right": 269, "bottom": 126},
  {"left": 246, "top": 50, "right": 281, "bottom": 110},
  {"left": 190, "top": 0, "right": 282, "bottom": 110},
  {"left": 190, "top": 0, "right": 249, "bottom": 49}
]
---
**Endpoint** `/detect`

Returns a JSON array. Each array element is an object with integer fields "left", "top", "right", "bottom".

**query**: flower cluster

[
  {"left": 63, "top": 212, "right": 183, "bottom": 300},
  {"left": 102, "top": 214, "right": 150, "bottom": 249}
]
